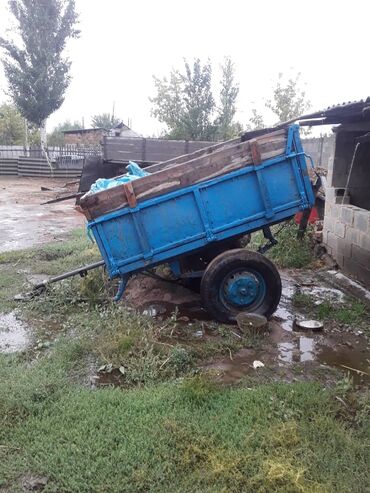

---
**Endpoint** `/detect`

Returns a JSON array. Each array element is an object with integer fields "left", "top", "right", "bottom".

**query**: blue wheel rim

[{"left": 220, "top": 269, "right": 266, "bottom": 311}]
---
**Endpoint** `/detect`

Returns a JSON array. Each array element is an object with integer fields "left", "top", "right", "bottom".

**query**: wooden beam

[{"left": 80, "top": 129, "right": 287, "bottom": 219}]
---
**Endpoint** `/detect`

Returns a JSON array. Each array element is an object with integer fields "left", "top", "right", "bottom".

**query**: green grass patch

[
  {"left": 0, "top": 359, "right": 369, "bottom": 493},
  {"left": 250, "top": 221, "right": 314, "bottom": 268},
  {"left": 292, "top": 292, "right": 368, "bottom": 326},
  {"left": 317, "top": 300, "right": 367, "bottom": 324}
]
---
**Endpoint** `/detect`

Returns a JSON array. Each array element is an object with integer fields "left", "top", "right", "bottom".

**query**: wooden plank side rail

[{"left": 80, "top": 129, "right": 287, "bottom": 220}]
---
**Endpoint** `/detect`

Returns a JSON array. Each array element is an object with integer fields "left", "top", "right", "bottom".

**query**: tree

[
  {"left": 0, "top": 103, "right": 24, "bottom": 144},
  {"left": 151, "top": 59, "right": 216, "bottom": 141},
  {"left": 246, "top": 72, "right": 311, "bottom": 131},
  {"left": 214, "top": 57, "right": 242, "bottom": 140},
  {"left": 91, "top": 113, "right": 121, "bottom": 130},
  {"left": 0, "top": 0, "right": 80, "bottom": 150},
  {"left": 266, "top": 72, "right": 311, "bottom": 124},
  {"left": 181, "top": 59, "right": 215, "bottom": 140},
  {"left": 0, "top": 102, "right": 39, "bottom": 145},
  {"left": 248, "top": 108, "right": 265, "bottom": 130},
  {"left": 47, "top": 119, "right": 82, "bottom": 146}
]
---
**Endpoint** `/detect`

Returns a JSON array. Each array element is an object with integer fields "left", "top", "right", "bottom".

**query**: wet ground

[
  {"left": 0, "top": 176, "right": 85, "bottom": 252},
  {"left": 124, "top": 270, "right": 370, "bottom": 386},
  {"left": 0, "top": 310, "right": 29, "bottom": 353}
]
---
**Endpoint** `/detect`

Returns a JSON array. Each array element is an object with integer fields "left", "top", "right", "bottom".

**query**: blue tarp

[{"left": 89, "top": 161, "right": 149, "bottom": 194}]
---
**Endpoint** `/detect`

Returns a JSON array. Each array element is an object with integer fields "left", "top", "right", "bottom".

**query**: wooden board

[
  {"left": 80, "top": 129, "right": 287, "bottom": 220},
  {"left": 103, "top": 136, "right": 213, "bottom": 163}
]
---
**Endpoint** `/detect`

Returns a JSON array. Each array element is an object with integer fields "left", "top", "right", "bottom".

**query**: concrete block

[
  {"left": 334, "top": 221, "right": 345, "bottom": 238},
  {"left": 331, "top": 249, "right": 344, "bottom": 268},
  {"left": 345, "top": 227, "right": 360, "bottom": 246},
  {"left": 359, "top": 232, "right": 370, "bottom": 252},
  {"left": 352, "top": 244, "right": 370, "bottom": 268},
  {"left": 326, "top": 231, "right": 338, "bottom": 250},
  {"left": 336, "top": 253, "right": 345, "bottom": 268},
  {"left": 325, "top": 187, "right": 336, "bottom": 203},
  {"left": 336, "top": 237, "right": 352, "bottom": 258},
  {"left": 354, "top": 209, "right": 369, "bottom": 233},
  {"left": 341, "top": 206, "right": 354, "bottom": 226},
  {"left": 324, "top": 203, "right": 332, "bottom": 218},
  {"left": 330, "top": 205, "right": 341, "bottom": 219},
  {"left": 323, "top": 216, "right": 335, "bottom": 235},
  {"left": 343, "top": 257, "right": 370, "bottom": 287}
]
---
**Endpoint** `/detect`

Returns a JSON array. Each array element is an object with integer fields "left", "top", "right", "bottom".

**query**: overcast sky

[{"left": 0, "top": 0, "right": 369, "bottom": 136}]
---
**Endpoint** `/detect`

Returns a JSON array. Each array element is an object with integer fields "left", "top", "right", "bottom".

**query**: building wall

[
  {"left": 323, "top": 128, "right": 370, "bottom": 286},
  {"left": 302, "top": 135, "right": 335, "bottom": 169},
  {"left": 64, "top": 130, "right": 104, "bottom": 145}
]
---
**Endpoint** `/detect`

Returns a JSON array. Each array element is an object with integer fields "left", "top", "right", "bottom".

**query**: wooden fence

[{"left": 103, "top": 137, "right": 214, "bottom": 164}]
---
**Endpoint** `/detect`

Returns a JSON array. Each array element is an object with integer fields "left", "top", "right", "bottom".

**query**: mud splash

[{"left": 0, "top": 311, "right": 29, "bottom": 353}]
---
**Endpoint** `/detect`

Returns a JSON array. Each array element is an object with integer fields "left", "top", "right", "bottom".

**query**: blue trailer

[{"left": 81, "top": 124, "right": 315, "bottom": 323}]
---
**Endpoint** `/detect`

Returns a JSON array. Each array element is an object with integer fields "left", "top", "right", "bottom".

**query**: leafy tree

[
  {"left": 214, "top": 57, "right": 242, "bottom": 140},
  {"left": 151, "top": 69, "right": 186, "bottom": 139},
  {"left": 246, "top": 72, "right": 311, "bottom": 131},
  {"left": 91, "top": 113, "right": 121, "bottom": 130},
  {"left": 181, "top": 59, "right": 215, "bottom": 140},
  {"left": 248, "top": 108, "right": 265, "bottom": 130},
  {"left": 0, "top": 0, "right": 80, "bottom": 150},
  {"left": 47, "top": 119, "right": 82, "bottom": 146},
  {"left": 151, "top": 59, "right": 216, "bottom": 141},
  {"left": 0, "top": 103, "right": 24, "bottom": 144},
  {"left": 266, "top": 72, "right": 311, "bottom": 124},
  {"left": 0, "top": 102, "right": 39, "bottom": 145}
]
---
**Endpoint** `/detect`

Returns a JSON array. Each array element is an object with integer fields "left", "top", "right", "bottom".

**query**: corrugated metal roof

[{"left": 241, "top": 97, "right": 370, "bottom": 141}]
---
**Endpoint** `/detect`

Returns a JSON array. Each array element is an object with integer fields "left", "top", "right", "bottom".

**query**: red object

[{"left": 295, "top": 206, "right": 319, "bottom": 224}]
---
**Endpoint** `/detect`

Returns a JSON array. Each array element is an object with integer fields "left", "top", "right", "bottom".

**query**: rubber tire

[
  {"left": 180, "top": 238, "right": 246, "bottom": 293},
  {"left": 200, "top": 249, "right": 282, "bottom": 323}
]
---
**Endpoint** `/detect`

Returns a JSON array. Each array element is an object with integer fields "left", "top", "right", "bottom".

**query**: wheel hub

[{"left": 223, "top": 271, "right": 262, "bottom": 307}]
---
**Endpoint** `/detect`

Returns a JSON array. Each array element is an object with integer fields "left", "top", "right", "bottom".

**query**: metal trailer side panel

[{"left": 88, "top": 125, "right": 315, "bottom": 278}]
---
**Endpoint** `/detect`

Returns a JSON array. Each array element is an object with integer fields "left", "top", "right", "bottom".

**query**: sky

[{"left": 0, "top": 0, "right": 369, "bottom": 136}]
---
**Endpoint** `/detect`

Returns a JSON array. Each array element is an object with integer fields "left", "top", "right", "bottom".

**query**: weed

[
  {"left": 317, "top": 300, "right": 367, "bottom": 324},
  {"left": 180, "top": 374, "right": 218, "bottom": 404},
  {"left": 292, "top": 292, "right": 315, "bottom": 309},
  {"left": 251, "top": 221, "right": 314, "bottom": 268},
  {"left": 168, "top": 346, "right": 193, "bottom": 374}
]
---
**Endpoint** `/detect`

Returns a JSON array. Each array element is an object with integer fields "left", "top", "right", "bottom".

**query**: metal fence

[{"left": 0, "top": 144, "right": 101, "bottom": 160}]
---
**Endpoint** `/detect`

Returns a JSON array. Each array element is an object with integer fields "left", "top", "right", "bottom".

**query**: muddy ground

[
  {"left": 0, "top": 176, "right": 84, "bottom": 252},
  {"left": 119, "top": 269, "right": 370, "bottom": 386},
  {"left": 0, "top": 177, "right": 369, "bottom": 387}
]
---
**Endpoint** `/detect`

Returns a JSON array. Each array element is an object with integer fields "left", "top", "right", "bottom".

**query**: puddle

[
  {"left": 0, "top": 311, "right": 29, "bottom": 353},
  {"left": 205, "top": 320, "right": 370, "bottom": 385},
  {"left": 274, "top": 306, "right": 294, "bottom": 332},
  {"left": 0, "top": 177, "right": 84, "bottom": 252},
  {"left": 301, "top": 286, "right": 345, "bottom": 304},
  {"left": 318, "top": 344, "right": 370, "bottom": 384},
  {"left": 140, "top": 300, "right": 211, "bottom": 322}
]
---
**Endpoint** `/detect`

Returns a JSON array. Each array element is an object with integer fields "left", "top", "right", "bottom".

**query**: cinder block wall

[{"left": 324, "top": 196, "right": 370, "bottom": 284}]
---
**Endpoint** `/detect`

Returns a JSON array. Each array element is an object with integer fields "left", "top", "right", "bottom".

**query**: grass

[
  {"left": 292, "top": 292, "right": 369, "bottom": 326},
  {"left": 250, "top": 221, "right": 314, "bottom": 268},
  {"left": 0, "top": 230, "right": 263, "bottom": 387},
  {"left": 0, "top": 349, "right": 369, "bottom": 493},
  {"left": 1, "top": 228, "right": 370, "bottom": 492}
]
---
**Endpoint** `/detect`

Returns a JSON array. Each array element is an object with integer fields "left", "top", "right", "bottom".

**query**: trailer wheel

[{"left": 200, "top": 249, "right": 281, "bottom": 323}]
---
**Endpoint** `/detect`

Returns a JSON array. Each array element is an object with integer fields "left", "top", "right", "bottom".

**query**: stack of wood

[{"left": 79, "top": 129, "right": 287, "bottom": 220}]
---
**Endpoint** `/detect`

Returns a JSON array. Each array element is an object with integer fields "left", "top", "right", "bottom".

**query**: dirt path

[{"left": 0, "top": 176, "right": 85, "bottom": 252}]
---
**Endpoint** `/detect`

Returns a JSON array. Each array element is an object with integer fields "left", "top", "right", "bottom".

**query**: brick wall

[
  {"left": 324, "top": 189, "right": 370, "bottom": 285},
  {"left": 64, "top": 130, "right": 104, "bottom": 145}
]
